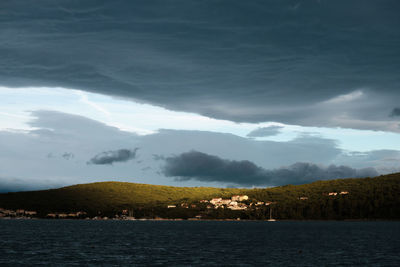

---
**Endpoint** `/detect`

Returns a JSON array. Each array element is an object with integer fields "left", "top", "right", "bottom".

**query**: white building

[
  {"left": 219, "top": 199, "right": 231, "bottom": 205},
  {"left": 231, "top": 195, "right": 240, "bottom": 201},
  {"left": 231, "top": 195, "right": 249, "bottom": 201},
  {"left": 229, "top": 201, "right": 238, "bottom": 206},
  {"left": 210, "top": 198, "right": 222, "bottom": 204}
]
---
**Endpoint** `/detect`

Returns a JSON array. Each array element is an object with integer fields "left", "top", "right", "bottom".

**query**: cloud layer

[
  {"left": 247, "top": 126, "right": 283, "bottom": 137},
  {"left": 163, "top": 151, "right": 378, "bottom": 186},
  {"left": 0, "top": 110, "right": 397, "bottom": 192},
  {"left": 88, "top": 149, "right": 138, "bottom": 165},
  {"left": 390, "top": 108, "right": 400, "bottom": 117},
  {"left": 1, "top": 1, "right": 399, "bottom": 131}
]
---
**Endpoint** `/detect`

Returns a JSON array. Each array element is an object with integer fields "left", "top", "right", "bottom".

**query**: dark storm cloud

[
  {"left": 163, "top": 151, "right": 267, "bottom": 185},
  {"left": 163, "top": 151, "right": 378, "bottom": 186},
  {"left": 88, "top": 148, "right": 138, "bottom": 165},
  {"left": 247, "top": 126, "right": 283, "bottom": 137},
  {"left": 1, "top": 1, "right": 400, "bottom": 131},
  {"left": 390, "top": 108, "right": 400, "bottom": 117}
]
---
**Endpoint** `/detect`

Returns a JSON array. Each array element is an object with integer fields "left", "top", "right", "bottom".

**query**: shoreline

[{"left": 1, "top": 217, "right": 399, "bottom": 222}]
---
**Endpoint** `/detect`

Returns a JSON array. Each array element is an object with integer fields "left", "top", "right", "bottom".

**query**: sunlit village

[{"left": 0, "top": 191, "right": 349, "bottom": 221}]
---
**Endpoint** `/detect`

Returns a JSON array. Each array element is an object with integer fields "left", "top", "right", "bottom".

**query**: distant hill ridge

[{"left": 0, "top": 173, "right": 399, "bottom": 220}]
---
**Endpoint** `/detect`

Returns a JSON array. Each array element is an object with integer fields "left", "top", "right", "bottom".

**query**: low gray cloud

[
  {"left": 141, "top": 130, "right": 343, "bottom": 169},
  {"left": 390, "top": 108, "right": 400, "bottom": 117},
  {"left": 247, "top": 126, "right": 283, "bottom": 137},
  {"left": 0, "top": 177, "right": 33, "bottom": 193},
  {"left": 163, "top": 151, "right": 378, "bottom": 186},
  {"left": 163, "top": 151, "right": 266, "bottom": 185},
  {"left": 0, "top": 110, "right": 396, "bottom": 191},
  {"left": 88, "top": 149, "right": 138, "bottom": 165},
  {"left": 47, "top": 152, "right": 74, "bottom": 160},
  {"left": 335, "top": 149, "right": 400, "bottom": 174},
  {"left": 0, "top": 176, "right": 62, "bottom": 193},
  {"left": 62, "top": 152, "right": 74, "bottom": 160},
  {"left": 152, "top": 154, "right": 165, "bottom": 161}
]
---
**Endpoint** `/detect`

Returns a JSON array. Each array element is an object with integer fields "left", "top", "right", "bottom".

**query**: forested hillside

[{"left": 0, "top": 173, "right": 399, "bottom": 220}]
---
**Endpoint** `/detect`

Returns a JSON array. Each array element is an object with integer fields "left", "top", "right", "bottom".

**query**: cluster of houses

[
  {"left": 46, "top": 211, "right": 87, "bottom": 219},
  {"left": 0, "top": 208, "right": 92, "bottom": 219},
  {"left": 168, "top": 195, "right": 275, "bottom": 211},
  {"left": 298, "top": 191, "right": 350, "bottom": 200},
  {"left": 0, "top": 208, "right": 114, "bottom": 220},
  {"left": 208, "top": 195, "right": 250, "bottom": 210},
  {"left": 328, "top": 191, "right": 349, "bottom": 196},
  {"left": 0, "top": 208, "right": 37, "bottom": 218}
]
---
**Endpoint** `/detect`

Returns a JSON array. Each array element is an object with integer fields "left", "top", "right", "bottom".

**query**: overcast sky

[{"left": 0, "top": 0, "right": 399, "bottom": 192}]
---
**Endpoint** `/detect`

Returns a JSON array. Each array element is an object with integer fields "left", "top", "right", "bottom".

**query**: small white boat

[{"left": 267, "top": 207, "right": 277, "bottom": 221}]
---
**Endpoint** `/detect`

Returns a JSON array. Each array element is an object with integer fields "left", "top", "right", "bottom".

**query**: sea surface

[{"left": 0, "top": 220, "right": 399, "bottom": 266}]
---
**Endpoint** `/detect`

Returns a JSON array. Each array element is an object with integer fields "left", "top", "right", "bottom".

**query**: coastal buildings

[
  {"left": 0, "top": 208, "right": 38, "bottom": 218},
  {"left": 44, "top": 212, "right": 87, "bottom": 218},
  {"left": 0, "top": 193, "right": 275, "bottom": 220},
  {"left": 204, "top": 195, "right": 250, "bottom": 210},
  {"left": 228, "top": 203, "right": 247, "bottom": 210},
  {"left": 324, "top": 191, "right": 350, "bottom": 196},
  {"left": 219, "top": 199, "right": 231, "bottom": 205},
  {"left": 210, "top": 198, "right": 222, "bottom": 204},
  {"left": 231, "top": 195, "right": 249, "bottom": 202}
]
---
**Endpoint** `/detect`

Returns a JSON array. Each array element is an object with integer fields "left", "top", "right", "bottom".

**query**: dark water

[{"left": 0, "top": 220, "right": 399, "bottom": 266}]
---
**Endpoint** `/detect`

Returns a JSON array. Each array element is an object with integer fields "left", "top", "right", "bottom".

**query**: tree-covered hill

[
  {"left": 0, "top": 173, "right": 399, "bottom": 220},
  {"left": 247, "top": 173, "right": 400, "bottom": 220},
  {"left": 0, "top": 182, "right": 246, "bottom": 214}
]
